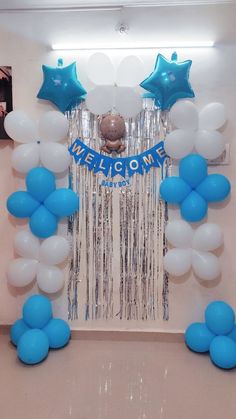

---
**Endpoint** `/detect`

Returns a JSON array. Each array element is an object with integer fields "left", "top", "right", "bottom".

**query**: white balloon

[
  {"left": 86, "top": 86, "right": 115, "bottom": 115},
  {"left": 192, "top": 250, "right": 221, "bottom": 280},
  {"left": 4, "top": 111, "right": 38, "bottom": 143},
  {"left": 40, "top": 143, "right": 71, "bottom": 173},
  {"left": 87, "top": 53, "right": 115, "bottom": 85},
  {"left": 165, "top": 220, "right": 193, "bottom": 248},
  {"left": 192, "top": 223, "right": 223, "bottom": 252},
  {"left": 38, "top": 111, "right": 69, "bottom": 143},
  {"left": 164, "top": 129, "right": 194, "bottom": 159},
  {"left": 7, "top": 258, "right": 38, "bottom": 287},
  {"left": 11, "top": 143, "right": 40, "bottom": 173},
  {"left": 14, "top": 230, "right": 40, "bottom": 259},
  {"left": 39, "top": 236, "right": 70, "bottom": 265},
  {"left": 164, "top": 248, "right": 192, "bottom": 276},
  {"left": 195, "top": 130, "right": 225, "bottom": 160},
  {"left": 116, "top": 56, "right": 145, "bottom": 88},
  {"left": 199, "top": 103, "right": 226, "bottom": 130},
  {"left": 170, "top": 101, "right": 198, "bottom": 130},
  {"left": 37, "top": 265, "right": 65, "bottom": 293},
  {"left": 115, "top": 87, "right": 142, "bottom": 118}
]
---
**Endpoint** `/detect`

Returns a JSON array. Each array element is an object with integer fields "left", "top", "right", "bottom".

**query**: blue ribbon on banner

[{"left": 69, "top": 139, "right": 166, "bottom": 178}]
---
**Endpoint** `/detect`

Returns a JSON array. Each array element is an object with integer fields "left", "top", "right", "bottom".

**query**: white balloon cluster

[
  {"left": 164, "top": 101, "right": 226, "bottom": 160},
  {"left": 7, "top": 231, "right": 70, "bottom": 293},
  {"left": 86, "top": 53, "right": 145, "bottom": 118},
  {"left": 4, "top": 110, "right": 71, "bottom": 173},
  {"left": 164, "top": 220, "right": 223, "bottom": 281}
]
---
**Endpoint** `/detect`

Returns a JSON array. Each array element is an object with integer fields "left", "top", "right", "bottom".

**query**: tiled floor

[{"left": 0, "top": 331, "right": 235, "bottom": 419}]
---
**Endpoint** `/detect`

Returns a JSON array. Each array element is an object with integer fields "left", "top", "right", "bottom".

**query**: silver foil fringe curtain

[{"left": 67, "top": 99, "right": 170, "bottom": 323}]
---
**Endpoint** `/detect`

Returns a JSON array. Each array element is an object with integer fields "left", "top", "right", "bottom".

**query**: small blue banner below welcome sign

[{"left": 69, "top": 139, "right": 166, "bottom": 179}]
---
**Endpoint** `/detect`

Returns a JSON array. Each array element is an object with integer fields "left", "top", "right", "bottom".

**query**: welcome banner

[{"left": 69, "top": 139, "right": 167, "bottom": 178}]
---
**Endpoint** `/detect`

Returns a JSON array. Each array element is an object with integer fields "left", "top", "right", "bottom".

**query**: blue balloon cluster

[
  {"left": 10, "top": 295, "right": 71, "bottom": 365},
  {"left": 140, "top": 52, "right": 195, "bottom": 110},
  {"left": 185, "top": 301, "right": 236, "bottom": 370},
  {"left": 160, "top": 154, "right": 231, "bottom": 222},
  {"left": 37, "top": 61, "right": 87, "bottom": 113},
  {"left": 7, "top": 167, "right": 79, "bottom": 238}
]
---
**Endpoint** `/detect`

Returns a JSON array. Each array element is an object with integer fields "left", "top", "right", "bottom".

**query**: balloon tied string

[
  {"left": 171, "top": 52, "right": 178, "bottom": 62},
  {"left": 57, "top": 58, "right": 64, "bottom": 67}
]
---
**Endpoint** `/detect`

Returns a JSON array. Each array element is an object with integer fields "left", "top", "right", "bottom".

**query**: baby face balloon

[{"left": 100, "top": 114, "right": 126, "bottom": 154}]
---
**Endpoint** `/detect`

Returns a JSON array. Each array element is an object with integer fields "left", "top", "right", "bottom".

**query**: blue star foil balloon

[
  {"left": 37, "top": 61, "right": 87, "bottom": 113},
  {"left": 140, "top": 52, "right": 195, "bottom": 110}
]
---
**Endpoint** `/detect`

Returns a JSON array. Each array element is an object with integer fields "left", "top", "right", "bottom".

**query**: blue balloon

[
  {"left": 23, "top": 295, "right": 53, "bottom": 329},
  {"left": 210, "top": 336, "right": 236, "bottom": 369},
  {"left": 196, "top": 174, "right": 231, "bottom": 203},
  {"left": 29, "top": 205, "right": 58, "bottom": 238},
  {"left": 140, "top": 53, "right": 195, "bottom": 110},
  {"left": 44, "top": 188, "right": 79, "bottom": 217},
  {"left": 37, "top": 62, "right": 87, "bottom": 113},
  {"left": 7, "top": 191, "right": 39, "bottom": 218},
  {"left": 185, "top": 323, "right": 214, "bottom": 353},
  {"left": 43, "top": 318, "right": 71, "bottom": 349},
  {"left": 205, "top": 301, "right": 235, "bottom": 335},
  {"left": 10, "top": 318, "right": 30, "bottom": 346},
  {"left": 228, "top": 325, "right": 236, "bottom": 342},
  {"left": 26, "top": 168, "right": 56, "bottom": 203},
  {"left": 180, "top": 191, "right": 207, "bottom": 222},
  {"left": 17, "top": 329, "right": 49, "bottom": 365},
  {"left": 179, "top": 154, "right": 207, "bottom": 188},
  {"left": 160, "top": 177, "right": 191, "bottom": 204}
]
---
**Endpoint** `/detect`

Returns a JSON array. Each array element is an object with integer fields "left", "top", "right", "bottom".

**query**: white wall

[{"left": 0, "top": 4, "right": 236, "bottom": 330}]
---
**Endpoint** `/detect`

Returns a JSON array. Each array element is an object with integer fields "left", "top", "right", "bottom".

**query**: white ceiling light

[
  {"left": 0, "top": 6, "right": 121, "bottom": 12},
  {"left": 0, "top": 0, "right": 235, "bottom": 10},
  {"left": 52, "top": 41, "right": 215, "bottom": 50}
]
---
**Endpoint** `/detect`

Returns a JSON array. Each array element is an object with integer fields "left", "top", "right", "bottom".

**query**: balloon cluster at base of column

[
  {"left": 185, "top": 301, "right": 236, "bottom": 370},
  {"left": 6, "top": 167, "right": 79, "bottom": 238},
  {"left": 10, "top": 295, "right": 71, "bottom": 365},
  {"left": 7, "top": 231, "right": 70, "bottom": 293},
  {"left": 164, "top": 220, "right": 223, "bottom": 281}
]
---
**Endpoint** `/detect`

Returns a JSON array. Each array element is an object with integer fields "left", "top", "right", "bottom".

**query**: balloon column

[
  {"left": 140, "top": 52, "right": 195, "bottom": 110},
  {"left": 164, "top": 101, "right": 226, "bottom": 160},
  {"left": 4, "top": 110, "right": 71, "bottom": 174},
  {"left": 5, "top": 106, "right": 79, "bottom": 300},
  {"left": 7, "top": 167, "right": 79, "bottom": 238},
  {"left": 7, "top": 231, "right": 70, "bottom": 293},
  {"left": 164, "top": 221, "right": 223, "bottom": 280},
  {"left": 160, "top": 154, "right": 230, "bottom": 222},
  {"left": 161, "top": 99, "right": 230, "bottom": 282},
  {"left": 185, "top": 301, "right": 236, "bottom": 370},
  {"left": 10, "top": 295, "right": 71, "bottom": 365}
]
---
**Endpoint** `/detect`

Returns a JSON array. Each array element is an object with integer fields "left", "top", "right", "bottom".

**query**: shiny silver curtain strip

[{"left": 67, "top": 99, "right": 170, "bottom": 322}]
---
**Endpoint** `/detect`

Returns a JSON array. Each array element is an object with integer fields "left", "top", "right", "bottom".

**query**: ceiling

[
  {"left": 0, "top": 2, "right": 235, "bottom": 46},
  {"left": 0, "top": 1, "right": 235, "bottom": 50},
  {"left": 0, "top": 0, "right": 236, "bottom": 10}
]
